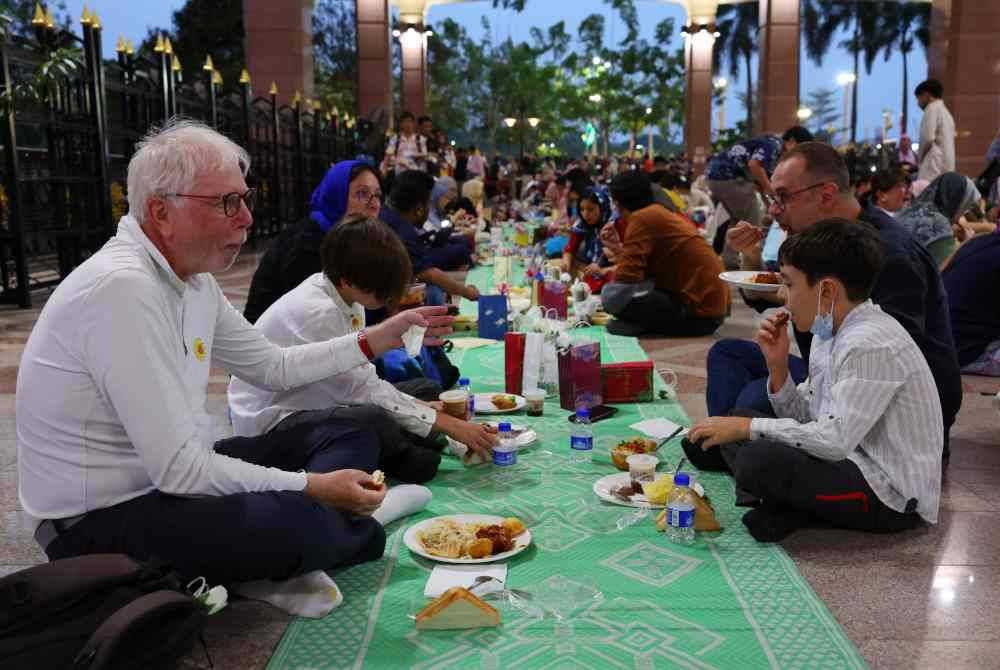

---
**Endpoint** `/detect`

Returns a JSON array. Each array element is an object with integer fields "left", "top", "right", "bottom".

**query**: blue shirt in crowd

[
  {"left": 380, "top": 207, "right": 432, "bottom": 275},
  {"left": 706, "top": 135, "right": 783, "bottom": 182}
]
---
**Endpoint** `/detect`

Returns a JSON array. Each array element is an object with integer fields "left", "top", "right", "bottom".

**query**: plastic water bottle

[
  {"left": 665, "top": 473, "right": 696, "bottom": 545},
  {"left": 570, "top": 408, "right": 593, "bottom": 465},
  {"left": 493, "top": 422, "right": 517, "bottom": 484},
  {"left": 459, "top": 377, "right": 474, "bottom": 419}
]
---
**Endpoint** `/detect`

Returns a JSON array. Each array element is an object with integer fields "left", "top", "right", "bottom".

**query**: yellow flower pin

[
  {"left": 350, "top": 316, "right": 362, "bottom": 332},
  {"left": 193, "top": 338, "right": 207, "bottom": 361}
]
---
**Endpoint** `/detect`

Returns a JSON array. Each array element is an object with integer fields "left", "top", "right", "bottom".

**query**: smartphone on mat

[{"left": 568, "top": 405, "right": 618, "bottom": 423}]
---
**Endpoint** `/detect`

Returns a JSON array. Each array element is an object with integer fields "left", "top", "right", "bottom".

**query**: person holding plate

[
  {"left": 687, "top": 219, "right": 943, "bottom": 542},
  {"left": 706, "top": 142, "right": 962, "bottom": 463}
]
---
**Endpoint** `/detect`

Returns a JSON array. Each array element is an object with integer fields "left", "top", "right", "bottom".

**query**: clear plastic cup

[
  {"left": 524, "top": 388, "right": 545, "bottom": 417},
  {"left": 626, "top": 453, "right": 658, "bottom": 486}
]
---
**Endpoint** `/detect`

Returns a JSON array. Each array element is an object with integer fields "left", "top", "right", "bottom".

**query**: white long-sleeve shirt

[
  {"left": 750, "top": 301, "right": 943, "bottom": 524},
  {"left": 917, "top": 99, "right": 956, "bottom": 182},
  {"left": 16, "top": 215, "right": 371, "bottom": 527},
  {"left": 228, "top": 273, "right": 436, "bottom": 438}
]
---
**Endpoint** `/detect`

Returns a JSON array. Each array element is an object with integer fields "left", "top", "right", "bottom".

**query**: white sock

[
  {"left": 232, "top": 570, "right": 343, "bottom": 619},
  {"left": 372, "top": 484, "right": 432, "bottom": 526}
]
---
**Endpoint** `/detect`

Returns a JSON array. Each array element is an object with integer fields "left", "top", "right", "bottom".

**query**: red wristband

[{"left": 357, "top": 330, "right": 375, "bottom": 361}]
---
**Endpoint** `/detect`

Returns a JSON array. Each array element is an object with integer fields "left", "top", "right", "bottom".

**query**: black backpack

[{"left": 0, "top": 554, "right": 208, "bottom": 670}]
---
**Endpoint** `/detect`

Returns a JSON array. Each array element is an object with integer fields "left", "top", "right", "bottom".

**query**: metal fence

[{"left": 0, "top": 18, "right": 364, "bottom": 308}]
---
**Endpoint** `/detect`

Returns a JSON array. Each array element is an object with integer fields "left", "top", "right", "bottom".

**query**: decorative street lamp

[
  {"left": 714, "top": 77, "right": 729, "bottom": 134},
  {"left": 836, "top": 72, "right": 857, "bottom": 144}
]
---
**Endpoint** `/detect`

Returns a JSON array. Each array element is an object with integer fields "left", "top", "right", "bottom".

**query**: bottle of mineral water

[
  {"left": 458, "top": 377, "right": 474, "bottom": 419},
  {"left": 570, "top": 408, "right": 593, "bottom": 465},
  {"left": 493, "top": 422, "right": 517, "bottom": 485},
  {"left": 665, "top": 472, "right": 696, "bottom": 546}
]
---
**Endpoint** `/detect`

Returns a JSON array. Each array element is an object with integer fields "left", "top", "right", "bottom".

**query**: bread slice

[{"left": 415, "top": 587, "right": 500, "bottom": 630}]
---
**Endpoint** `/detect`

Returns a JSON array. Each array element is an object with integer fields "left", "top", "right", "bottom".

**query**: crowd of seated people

[{"left": 15, "top": 97, "right": 1000, "bottom": 635}]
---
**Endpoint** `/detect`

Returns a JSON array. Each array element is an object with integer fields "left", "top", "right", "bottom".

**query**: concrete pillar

[
  {"left": 243, "top": 0, "right": 314, "bottom": 103},
  {"left": 756, "top": 0, "right": 800, "bottom": 136},
  {"left": 684, "top": 28, "right": 715, "bottom": 170},
  {"left": 357, "top": 0, "right": 393, "bottom": 119},
  {"left": 398, "top": 14, "right": 427, "bottom": 116},
  {"left": 929, "top": 0, "right": 1000, "bottom": 177}
]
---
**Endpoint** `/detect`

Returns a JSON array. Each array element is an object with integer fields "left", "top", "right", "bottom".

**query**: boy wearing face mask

[{"left": 685, "top": 219, "right": 943, "bottom": 542}]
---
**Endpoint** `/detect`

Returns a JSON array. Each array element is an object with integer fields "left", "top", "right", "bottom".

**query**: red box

[
  {"left": 601, "top": 361, "right": 655, "bottom": 404},
  {"left": 504, "top": 333, "right": 526, "bottom": 395}
]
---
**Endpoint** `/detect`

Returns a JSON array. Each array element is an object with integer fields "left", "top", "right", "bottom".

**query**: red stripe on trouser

[{"left": 815, "top": 492, "right": 869, "bottom": 513}]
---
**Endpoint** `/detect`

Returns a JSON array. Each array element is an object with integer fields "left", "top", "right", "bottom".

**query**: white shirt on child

[
  {"left": 16, "top": 215, "right": 373, "bottom": 528},
  {"left": 750, "top": 301, "right": 943, "bottom": 523},
  {"left": 228, "top": 273, "right": 437, "bottom": 438}
]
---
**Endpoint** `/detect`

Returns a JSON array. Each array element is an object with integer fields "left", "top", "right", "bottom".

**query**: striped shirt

[{"left": 750, "top": 301, "right": 943, "bottom": 523}]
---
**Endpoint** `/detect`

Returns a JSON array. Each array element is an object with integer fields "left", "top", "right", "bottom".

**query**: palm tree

[
  {"left": 712, "top": 2, "right": 758, "bottom": 131},
  {"left": 875, "top": 2, "right": 930, "bottom": 136},
  {"left": 802, "top": 0, "right": 888, "bottom": 143}
]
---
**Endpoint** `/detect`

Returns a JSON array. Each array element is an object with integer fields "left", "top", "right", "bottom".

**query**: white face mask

[{"left": 809, "top": 281, "right": 836, "bottom": 341}]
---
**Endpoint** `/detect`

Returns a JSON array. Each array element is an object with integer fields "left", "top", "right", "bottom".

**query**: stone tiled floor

[{"left": 2, "top": 248, "right": 998, "bottom": 670}]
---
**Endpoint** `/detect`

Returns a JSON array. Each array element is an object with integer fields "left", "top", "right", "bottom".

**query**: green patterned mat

[{"left": 267, "top": 263, "right": 867, "bottom": 670}]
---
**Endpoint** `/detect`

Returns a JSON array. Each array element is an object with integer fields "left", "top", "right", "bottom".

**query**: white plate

[
  {"left": 478, "top": 421, "right": 538, "bottom": 448},
  {"left": 719, "top": 271, "right": 783, "bottom": 292},
  {"left": 593, "top": 472, "right": 705, "bottom": 509},
  {"left": 404, "top": 514, "right": 533, "bottom": 564},
  {"left": 593, "top": 472, "right": 665, "bottom": 509},
  {"left": 474, "top": 393, "right": 526, "bottom": 414}
]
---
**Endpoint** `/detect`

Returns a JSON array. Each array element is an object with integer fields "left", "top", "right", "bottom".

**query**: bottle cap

[
  {"left": 673, "top": 472, "right": 690, "bottom": 487},
  {"left": 498, "top": 422, "right": 512, "bottom": 433},
  {"left": 575, "top": 408, "right": 590, "bottom": 419},
  {"left": 459, "top": 377, "right": 470, "bottom": 386}
]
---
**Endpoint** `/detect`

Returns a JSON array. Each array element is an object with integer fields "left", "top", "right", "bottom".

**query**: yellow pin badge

[{"left": 193, "top": 338, "right": 207, "bottom": 361}]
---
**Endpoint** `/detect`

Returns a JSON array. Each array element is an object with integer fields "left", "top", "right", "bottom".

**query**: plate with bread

[
  {"left": 718, "top": 270, "right": 784, "bottom": 292},
  {"left": 405, "top": 514, "right": 532, "bottom": 564},
  {"left": 473, "top": 393, "right": 526, "bottom": 414}
]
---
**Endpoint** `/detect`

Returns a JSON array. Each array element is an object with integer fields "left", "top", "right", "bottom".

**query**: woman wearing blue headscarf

[
  {"left": 309, "top": 160, "right": 383, "bottom": 232},
  {"left": 559, "top": 187, "right": 619, "bottom": 292},
  {"left": 243, "top": 160, "right": 382, "bottom": 323}
]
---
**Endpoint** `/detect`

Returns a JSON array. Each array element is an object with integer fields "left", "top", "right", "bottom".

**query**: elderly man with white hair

[{"left": 16, "top": 119, "right": 451, "bottom": 617}]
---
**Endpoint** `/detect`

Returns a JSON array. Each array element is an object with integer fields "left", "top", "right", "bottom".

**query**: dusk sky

[{"left": 66, "top": 0, "right": 928, "bottom": 143}]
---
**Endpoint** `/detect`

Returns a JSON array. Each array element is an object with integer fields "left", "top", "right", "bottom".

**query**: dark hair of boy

[
  {"left": 778, "top": 217, "right": 885, "bottom": 302},
  {"left": 914, "top": 79, "right": 943, "bottom": 99},
  {"left": 418, "top": 115, "right": 432, "bottom": 126},
  {"left": 321, "top": 213, "right": 412, "bottom": 305},
  {"left": 609, "top": 169, "right": 655, "bottom": 212},
  {"left": 782, "top": 125, "right": 814, "bottom": 144},
  {"left": 400, "top": 111, "right": 415, "bottom": 122},
  {"left": 778, "top": 141, "right": 851, "bottom": 193},
  {"left": 387, "top": 169, "right": 435, "bottom": 213}
]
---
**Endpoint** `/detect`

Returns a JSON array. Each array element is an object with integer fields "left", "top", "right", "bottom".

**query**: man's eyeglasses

[
  {"left": 169, "top": 189, "right": 257, "bottom": 217},
  {"left": 763, "top": 182, "right": 828, "bottom": 213},
  {"left": 353, "top": 187, "right": 383, "bottom": 207}
]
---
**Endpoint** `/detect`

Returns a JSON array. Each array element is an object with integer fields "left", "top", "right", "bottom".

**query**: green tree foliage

[
  {"left": 803, "top": 0, "right": 886, "bottom": 143},
  {"left": 804, "top": 88, "right": 839, "bottom": 140},
  {"left": 313, "top": 0, "right": 356, "bottom": 115},
  {"left": 0, "top": 0, "right": 69, "bottom": 37},
  {"left": 137, "top": 0, "right": 244, "bottom": 90},
  {"left": 425, "top": 0, "right": 685, "bottom": 158},
  {"left": 872, "top": 2, "right": 929, "bottom": 135},
  {"left": 713, "top": 2, "right": 758, "bottom": 131}
]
